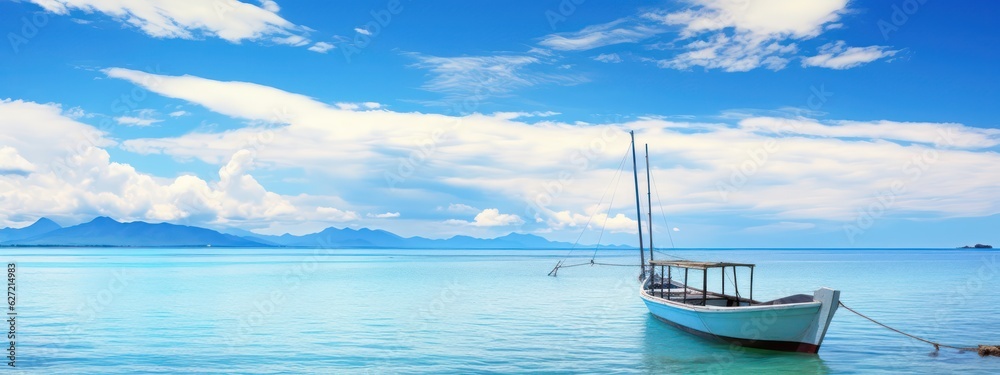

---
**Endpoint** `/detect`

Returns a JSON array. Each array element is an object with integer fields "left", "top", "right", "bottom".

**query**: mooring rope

[
  {"left": 548, "top": 260, "right": 643, "bottom": 276},
  {"left": 839, "top": 301, "right": 1000, "bottom": 357}
]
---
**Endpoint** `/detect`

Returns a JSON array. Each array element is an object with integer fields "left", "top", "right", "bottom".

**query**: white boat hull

[{"left": 640, "top": 286, "right": 840, "bottom": 353}]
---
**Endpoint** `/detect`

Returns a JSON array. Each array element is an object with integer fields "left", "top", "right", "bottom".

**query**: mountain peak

[
  {"left": 0, "top": 216, "right": 62, "bottom": 243},
  {"left": 28, "top": 217, "right": 60, "bottom": 229},
  {"left": 88, "top": 216, "right": 120, "bottom": 225}
]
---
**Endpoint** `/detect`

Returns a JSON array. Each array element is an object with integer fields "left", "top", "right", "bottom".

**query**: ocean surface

[{"left": 5, "top": 248, "right": 999, "bottom": 374}]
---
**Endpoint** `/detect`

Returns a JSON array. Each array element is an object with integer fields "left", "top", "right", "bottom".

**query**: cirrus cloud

[{"left": 26, "top": 0, "right": 311, "bottom": 46}]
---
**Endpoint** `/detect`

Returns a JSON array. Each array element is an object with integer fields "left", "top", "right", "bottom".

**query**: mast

[
  {"left": 630, "top": 131, "right": 646, "bottom": 279},
  {"left": 645, "top": 144, "right": 654, "bottom": 267}
]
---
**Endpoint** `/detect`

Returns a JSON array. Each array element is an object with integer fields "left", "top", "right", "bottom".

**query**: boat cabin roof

[{"left": 648, "top": 259, "right": 755, "bottom": 270}]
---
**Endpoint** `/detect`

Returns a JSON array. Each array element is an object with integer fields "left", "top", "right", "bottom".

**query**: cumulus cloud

[
  {"left": 0, "top": 98, "right": 355, "bottom": 230},
  {"left": 447, "top": 209, "right": 523, "bottom": 227},
  {"left": 649, "top": 0, "right": 850, "bottom": 71},
  {"left": 544, "top": 209, "right": 638, "bottom": 234},
  {"left": 0, "top": 146, "right": 36, "bottom": 176},
  {"left": 472, "top": 208, "right": 523, "bottom": 227},
  {"left": 335, "top": 102, "right": 381, "bottom": 111},
  {"left": 97, "top": 70, "right": 1000, "bottom": 238},
  {"left": 259, "top": 0, "right": 280, "bottom": 13},
  {"left": 308, "top": 41, "right": 334, "bottom": 54},
  {"left": 115, "top": 108, "right": 162, "bottom": 126},
  {"left": 27, "top": 0, "right": 310, "bottom": 46},
  {"left": 316, "top": 206, "right": 360, "bottom": 222},
  {"left": 440, "top": 203, "right": 479, "bottom": 214},
  {"left": 168, "top": 110, "right": 189, "bottom": 117},
  {"left": 802, "top": 41, "right": 898, "bottom": 69},
  {"left": 538, "top": 1, "right": 888, "bottom": 72}
]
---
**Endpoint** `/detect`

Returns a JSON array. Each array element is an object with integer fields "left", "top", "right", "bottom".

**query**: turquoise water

[{"left": 5, "top": 248, "right": 999, "bottom": 374}]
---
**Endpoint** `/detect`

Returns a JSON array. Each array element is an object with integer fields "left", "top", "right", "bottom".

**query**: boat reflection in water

[{"left": 640, "top": 314, "right": 831, "bottom": 374}]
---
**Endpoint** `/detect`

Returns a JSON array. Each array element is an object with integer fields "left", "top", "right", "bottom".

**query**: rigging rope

[
  {"left": 839, "top": 301, "right": 1000, "bottom": 357},
  {"left": 591, "top": 150, "right": 628, "bottom": 261},
  {"left": 568, "top": 147, "right": 630, "bottom": 252},
  {"left": 649, "top": 166, "right": 676, "bottom": 249}
]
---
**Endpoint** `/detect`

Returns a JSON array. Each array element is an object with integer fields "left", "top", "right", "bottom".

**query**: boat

[{"left": 627, "top": 130, "right": 840, "bottom": 354}]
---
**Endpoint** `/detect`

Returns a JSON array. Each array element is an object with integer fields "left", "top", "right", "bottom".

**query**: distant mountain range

[{"left": 0, "top": 217, "right": 629, "bottom": 249}]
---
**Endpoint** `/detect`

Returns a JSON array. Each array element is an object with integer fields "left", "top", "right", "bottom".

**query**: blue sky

[{"left": 1, "top": 0, "right": 999, "bottom": 248}]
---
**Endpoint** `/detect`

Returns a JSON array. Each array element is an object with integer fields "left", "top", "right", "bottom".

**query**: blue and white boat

[{"left": 627, "top": 131, "right": 840, "bottom": 354}]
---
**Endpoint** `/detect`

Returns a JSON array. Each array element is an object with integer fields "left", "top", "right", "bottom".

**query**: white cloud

[
  {"left": 544, "top": 209, "right": 639, "bottom": 234},
  {"left": 441, "top": 203, "right": 479, "bottom": 214},
  {"left": 335, "top": 102, "right": 382, "bottom": 111},
  {"left": 367, "top": 212, "right": 400, "bottom": 218},
  {"left": 450, "top": 208, "right": 524, "bottom": 227},
  {"left": 473, "top": 208, "right": 523, "bottom": 227},
  {"left": 491, "top": 111, "right": 560, "bottom": 120},
  {"left": 802, "top": 41, "right": 898, "bottom": 70},
  {"left": 0, "top": 98, "right": 355, "bottom": 229},
  {"left": 593, "top": 53, "right": 623, "bottom": 63},
  {"left": 168, "top": 110, "right": 189, "bottom": 117},
  {"left": 316, "top": 206, "right": 360, "bottom": 221},
  {"left": 0, "top": 146, "right": 36, "bottom": 176},
  {"left": 656, "top": 32, "right": 798, "bottom": 71},
  {"left": 115, "top": 108, "right": 161, "bottom": 126},
  {"left": 742, "top": 221, "right": 815, "bottom": 233},
  {"left": 659, "top": 0, "right": 848, "bottom": 39},
  {"left": 354, "top": 27, "right": 372, "bottom": 36},
  {"left": 65, "top": 106, "right": 87, "bottom": 119},
  {"left": 98, "top": 70, "right": 1000, "bottom": 236},
  {"left": 259, "top": 0, "right": 280, "bottom": 13},
  {"left": 409, "top": 54, "right": 585, "bottom": 101},
  {"left": 28, "top": 0, "right": 309, "bottom": 46},
  {"left": 651, "top": 0, "right": 856, "bottom": 71},
  {"left": 308, "top": 41, "right": 335, "bottom": 54},
  {"left": 740, "top": 117, "right": 1000, "bottom": 149},
  {"left": 115, "top": 117, "right": 160, "bottom": 126},
  {"left": 539, "top": 18, "right": 661, "bottom": 51}
]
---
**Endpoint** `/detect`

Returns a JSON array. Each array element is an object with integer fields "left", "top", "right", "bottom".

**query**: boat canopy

[{"left": 648, "top": 259, "right": 754, "bottom": 270}]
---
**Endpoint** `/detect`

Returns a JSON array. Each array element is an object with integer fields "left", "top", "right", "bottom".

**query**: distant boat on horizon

[{"left": 627, "top": 131, "right": 841, "bottom": 354}]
